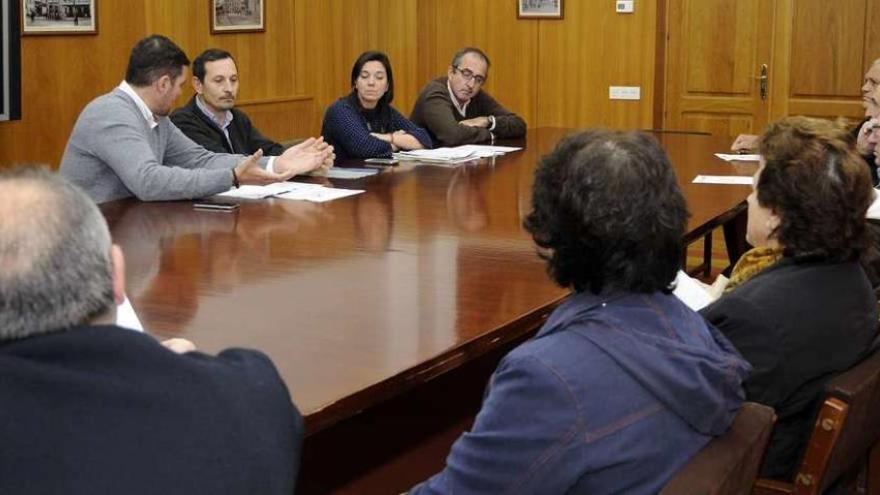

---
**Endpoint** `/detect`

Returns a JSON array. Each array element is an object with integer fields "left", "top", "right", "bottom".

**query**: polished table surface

[{"left": 101, "top": 128, "right": 757, "bottom": 434}]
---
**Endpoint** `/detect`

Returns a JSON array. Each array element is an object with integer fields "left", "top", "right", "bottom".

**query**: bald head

[{"left": 0, "top": 167, "right": 115, "bottom": 340}]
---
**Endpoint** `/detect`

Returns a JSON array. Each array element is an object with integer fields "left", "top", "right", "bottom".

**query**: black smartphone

[{"left": 193, "top": 200, "right": 240, "bottom": 212}]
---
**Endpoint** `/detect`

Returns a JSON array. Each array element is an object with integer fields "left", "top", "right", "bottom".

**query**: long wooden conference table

[{"left": 100, "top": 127, "right": 757, "bottom": 493}]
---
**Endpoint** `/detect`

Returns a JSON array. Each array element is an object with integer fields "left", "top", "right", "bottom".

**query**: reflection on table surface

[{"left": 101, "top": 128, "right": 754, "bottom": 433}]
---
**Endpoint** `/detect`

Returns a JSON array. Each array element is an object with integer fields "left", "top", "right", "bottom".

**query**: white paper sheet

[
  {"left": 714, "top": 153, "right": 762, "bottom": 162},
  {"left": 693, "top": 175, "right": 754, "bottom": 185},
  {"left": 215, "top": 185, "right": 277, "bottom": 200},
  {"left": 868, "top": 189, "right": 880, "bottom": 220},
  {"left": 215, "top": 181, "right": 324, "bottom": 199},
  {"left": 116, "top": 296, "right": 144, "bottom": 332},
  {"left": 276, "top": 187, "right": 365, "bottom": 203},
  {"left": 672, "top": 270, "right": 715, "bottom": 311},
  {"left": 456, "top": 145, "right": 523, "bottom": 155}
]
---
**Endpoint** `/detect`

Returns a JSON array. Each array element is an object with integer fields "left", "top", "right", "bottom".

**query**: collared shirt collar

[
  {"left": 118, "top": 80, "right": 158, "bottom": 129},
  {"left": 195, "top": 94, "right": 234, "bottom": 131},
  {"left": 447, "top": 79, "right": 469, "bottom": 118}
]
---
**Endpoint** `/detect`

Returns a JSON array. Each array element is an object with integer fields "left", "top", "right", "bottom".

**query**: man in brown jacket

[{"left": 410, "top": 47, "right": 526, "bottom": 147}]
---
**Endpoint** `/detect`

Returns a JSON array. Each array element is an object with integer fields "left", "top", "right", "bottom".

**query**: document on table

[
  {"left": 693, "top": 175, "right": 754, "bottom": 185},
  {"left": 456, "top": 144, "right": 523, "bottom": 156},
  {"left": 117, "top": 296, "right": 144, "bottom": 332},
  {"left": 215, "top": 181, "right": 323, "bottom": 199},
  {"left": 276, "top": 187, "right": 365, "bottom": 203},
  {"left": 394, "top": 145, "right": 523, "bottom": 164},
  {"left": 393, "top": 147, "right": 480, "bottom": 163},
  {"left": 714, "top": 153, "right": 762, "bottom": 162},
  {"left": 313, "top": 167, "right": 379, "bottom": 180}
]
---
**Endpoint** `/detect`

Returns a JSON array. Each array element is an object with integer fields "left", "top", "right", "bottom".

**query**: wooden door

[
  {"left": 664, "top": 0, "right": 775, "bottom": 137},
  {"left": 769, "top": 0, "right": 880, "bottom": 121}
]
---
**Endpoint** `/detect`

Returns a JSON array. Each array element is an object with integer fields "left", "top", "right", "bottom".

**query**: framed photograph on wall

[
  {"left": 22, "top": 0, "right": 97, "bottom": 35},
  {"left": 211, "top": 0, "right": 264, "bottom": 34},
  {"left": 517, "top": 0, "right": 563, "bottom": 19}
]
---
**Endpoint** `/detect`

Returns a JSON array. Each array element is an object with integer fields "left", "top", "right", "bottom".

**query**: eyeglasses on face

[{"left": 453, "top": 66, "right": 486, "bottom": 85}]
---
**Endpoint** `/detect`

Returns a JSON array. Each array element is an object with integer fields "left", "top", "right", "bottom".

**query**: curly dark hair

[
  {"left": 524, "top": 130, "right": 690, "bottom": 294},
  {"left": 757, "top": 116, "right": 873, "bottom": 261}
]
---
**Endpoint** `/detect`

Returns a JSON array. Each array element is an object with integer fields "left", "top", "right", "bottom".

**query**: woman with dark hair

[
  {"left": 702, "top": 116, "right": 879, "bottom": 482},
  {"left": 410, "top": 130, "right": 750, "bottom": 495},
  {"left": 321, "top": 51, "right": 431, "bottom": 161}
]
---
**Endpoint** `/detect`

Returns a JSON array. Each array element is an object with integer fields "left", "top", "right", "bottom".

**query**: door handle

[{"left": 757, "top": 64, "right": 768, "bottom": 101}]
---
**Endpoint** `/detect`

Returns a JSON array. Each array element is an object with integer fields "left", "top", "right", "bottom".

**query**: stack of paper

[
  {"left": 393, "top": 144, "right": 523, "bottom": 165},
  {"left": 308, "top": 167, "right": 379, "bottom": 180},
  {"left": 457, "top": 145, "right": 523, "bottom": 156},
  {"left": 393, "top": 147, "right": 481, "bottom": 164}
]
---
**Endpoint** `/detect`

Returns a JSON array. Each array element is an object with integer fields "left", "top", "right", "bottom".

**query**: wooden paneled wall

[{"left": 0, "top": 0, "right": 660, "bottom": 169}]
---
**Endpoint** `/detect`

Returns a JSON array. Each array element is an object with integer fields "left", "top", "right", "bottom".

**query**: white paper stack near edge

[
  {"left": 457, "top": 145, "right": 522, "bottom": 156},
  {"left": 393, "top": 144, "right": 522, "bottom": 165},
  {"left": 393, "top": 147, "right": 478, "bottom": 164}
]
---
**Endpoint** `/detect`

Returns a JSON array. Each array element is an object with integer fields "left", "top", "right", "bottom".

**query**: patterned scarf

[{"left": 724, "top": 246, "right": 785, "bottom": 293}]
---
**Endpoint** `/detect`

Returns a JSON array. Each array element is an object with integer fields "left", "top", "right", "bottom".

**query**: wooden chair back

[{"left": 660, "top": 402, "right": 776, "bottom": 495}]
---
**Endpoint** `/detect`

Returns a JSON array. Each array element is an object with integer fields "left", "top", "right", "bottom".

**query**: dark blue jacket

[
  {"left": 411, "top": 291, "right": 750, "bottom": 494},
  {"left": 0, "top": 325, "right": 303, "bottom": 495}
]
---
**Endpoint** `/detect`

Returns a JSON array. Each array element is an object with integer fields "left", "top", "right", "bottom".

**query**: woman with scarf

[{"left": 702, "top": 116, "right": 879, "bottom": 482}]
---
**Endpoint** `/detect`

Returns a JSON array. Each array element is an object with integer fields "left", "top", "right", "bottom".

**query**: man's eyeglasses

[{"left": 453, "top": 66, "right": 487, "bottom": 85}]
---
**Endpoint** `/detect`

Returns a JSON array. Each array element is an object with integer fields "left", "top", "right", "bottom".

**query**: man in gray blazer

[{"left": 60, "top": 35, "right": 333, "bottom": 204}]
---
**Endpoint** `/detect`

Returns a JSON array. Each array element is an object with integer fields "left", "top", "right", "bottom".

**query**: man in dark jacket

[
  {"left": 0, "top": 167, "right": 304, "bottom": 495},
  {"left": 171, "top": 48, "right": 288, "bottom": 156},
  {"left": 410, "top": 47, "right": 527, "bottom": 147}
]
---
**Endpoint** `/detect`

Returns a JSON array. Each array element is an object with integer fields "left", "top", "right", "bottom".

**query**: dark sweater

[
  {"left": 0, "top": 325, "right": 303, "bottom": 494},
  {"left": 701, "top": 257, "right": 878, "bottom": 481},
  {"left": 321, "top": 96, "right": 432, "bottom": 161},
  {"left": 170, "top": 96, "right": 286, "bottom": 156},
  {"left": 410, "top": 77, "right": 527, "bottom": 147}
]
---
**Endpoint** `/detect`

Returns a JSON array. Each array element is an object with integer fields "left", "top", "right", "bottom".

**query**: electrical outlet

[
  {"left": 616, "top": 0, "right": 634, "bottom": 13},
  {"left": 609, "top": 86, "right": 641, "bottom": 100}
]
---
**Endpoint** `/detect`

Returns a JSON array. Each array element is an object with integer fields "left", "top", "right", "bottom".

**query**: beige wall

[{"left": 0, "top": 0, "right": 660, "bottom": 168}]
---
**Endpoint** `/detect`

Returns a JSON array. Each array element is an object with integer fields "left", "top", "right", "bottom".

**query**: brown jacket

[{"left": 410, "top": 77, "right": 526, "bottom": 146}]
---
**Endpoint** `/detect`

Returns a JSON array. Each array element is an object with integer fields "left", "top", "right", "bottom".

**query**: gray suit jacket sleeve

[
  {"left": 85, "top": 111, "right": 235, "bottom": 201},
  {"left": 64, "top": 91, "right": 266, "bottom": 202}
]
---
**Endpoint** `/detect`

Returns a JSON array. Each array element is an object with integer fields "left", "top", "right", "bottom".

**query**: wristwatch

[{"left": 488, "top": 115, "right": 496, "bottom": 131}]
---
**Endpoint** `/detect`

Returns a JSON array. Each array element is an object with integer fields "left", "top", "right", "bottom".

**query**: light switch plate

[{"left": 609, "top": 86, "right": 641, "bottom": 100}]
